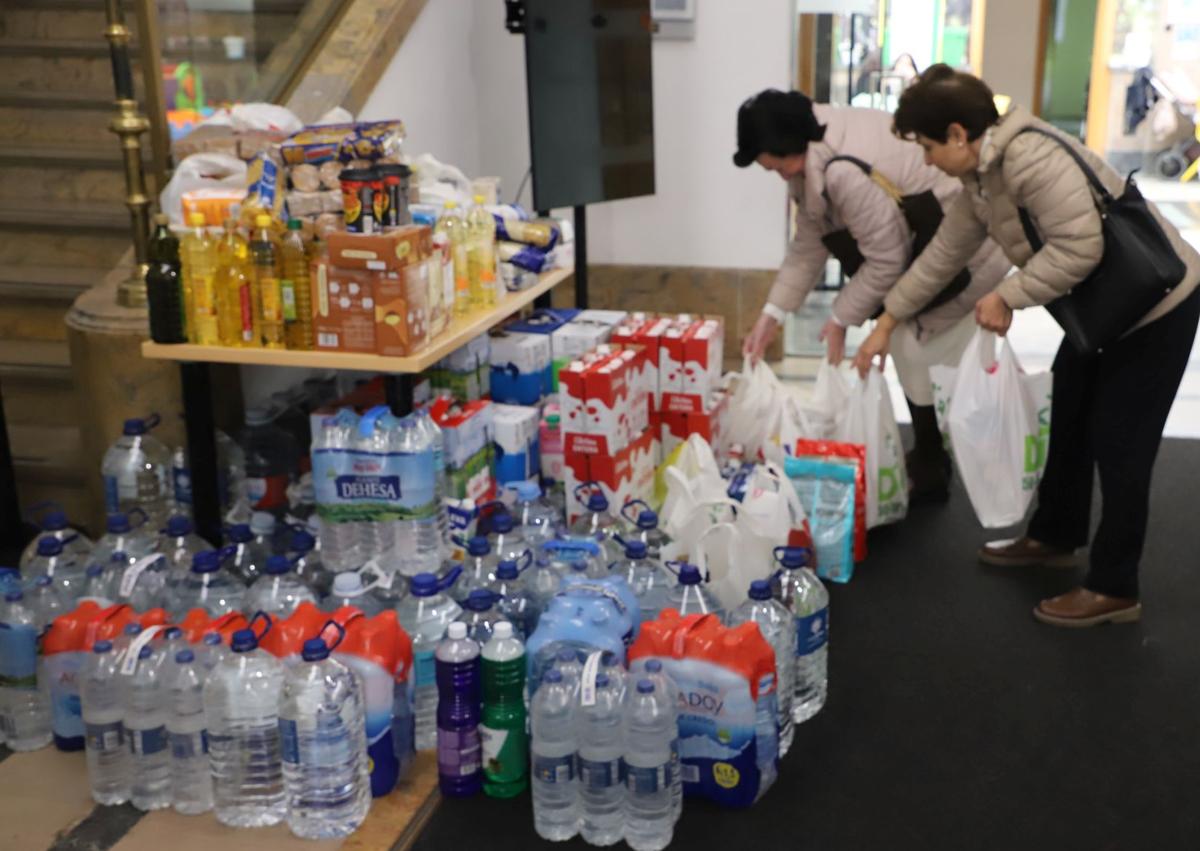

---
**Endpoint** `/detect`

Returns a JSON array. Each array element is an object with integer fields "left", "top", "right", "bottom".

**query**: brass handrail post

[
  {"left": 134, "top": 0, "right": 172, "bottom": 194},
  {"left": 104, "top": 0, "right": 152, "bottom": 308}
]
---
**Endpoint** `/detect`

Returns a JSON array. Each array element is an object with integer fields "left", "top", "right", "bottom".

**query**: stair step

[
  {"left": 9, "top": 423, "right": 86, "bottom": 487},
  {"left": 0, "top": 90, "right": 113, "bottom": 111},
  {"left": 0, "top": 198, "right": 131, "bottom": 233},
  {"left": 0, "top": 106, "right": 114, "bottom": 146},
  {"left": 0, "top": 37, "right": 274, "bottom": 63},
  {"left": 0, "top": 339, "right": 72, "bottom": 374},
  {"left": 0, "top": 159, "right": 127, "bottom": 206},
  {"left": 0, "top": 231, "right": 132, "bottom": 268},
  {"left": 0, "top": 266, "right": 96, "bottom": 301},
  {"left": 6, "top": 0, "right": 305, "bottom": 11}
]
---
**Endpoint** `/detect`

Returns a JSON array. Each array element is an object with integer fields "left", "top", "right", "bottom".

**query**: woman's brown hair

[{"left": 893, "top": 64, "right": 999, "bottom": 142}]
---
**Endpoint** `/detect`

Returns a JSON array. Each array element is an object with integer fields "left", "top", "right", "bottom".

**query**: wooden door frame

[
  {"left": 1032, "top": 0, "right": 1052, "bottom": 115},
  {"left": 1085, "top": 0, "right": 1118, "bottom": 151}
]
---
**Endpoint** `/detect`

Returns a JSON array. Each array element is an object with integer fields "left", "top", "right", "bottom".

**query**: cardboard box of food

[
  {"left": 312, "top": 261, "right": 376, "bottom": 353},
  {"left": 492, "top": 403, "right": 541, "bottom": 486},
  {"left": 373, "top": 265, "right": 429, "bottom": 357},
  {"left": 329, "top": 225, "right": 432, "bottom": 273}
]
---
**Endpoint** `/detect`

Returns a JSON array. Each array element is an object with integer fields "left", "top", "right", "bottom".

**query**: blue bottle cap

[
  {"left": 138, "top": 645, "right": 153, "bottom": 660},
  {"left": 165, "top": 515, "right": 193, "bottom": 536},
  {"left": 586, "top": 492, "right": 609, "bottom": 512},
  {"left": 5, "top": 590, "right": 22, "bottom": 602},
  {"left": 644, "top": 659, "right": 663, "bottom": 673},
  {"left": 301, "top": 638, "right": 330, "bottom": 662},
  {"left": 624, "top": 539, "right": 648, "bottom": 560},
  {"left": 106, "top": 513, "right": 132, "bottom": 534},
  {"left": 202, "top": 632, "right": 222, "bottom": 646},
  {"left": 636, "top": 509, "right": 658, "bottom": 530},
  {"left": 122, "top": 417, "right": 147, "bottom": 436},
  {"left": 467, "top": 536, "right": 491, "bottom": 557},
  {"left": 94, "top": 640, "right": 113, "bottom": 653},
  {"left": 86, "top": 564, "right": 104, "bottom": 578},
  {"left": 264, "top": 555, "right": 291, "bottom": 575},
  {"left": 110, "top": 551, "right": 128, "bottom": 565},
  {"left": 556, "top": 647, "right": 577, "bottom": 663},
  {"left": 164, "top": 627, "right": 183, "bottom": 640},
  {"left": 677, "top": 564, "right": 702, "bottom": 585},
  {"left": 464, "top": 589, "right": 494, "bottom": 611},
  {"left": 34, "top": 575, "right": 52, "bottom": 588},
  {"left": 410, "top": 572, "right": 438, "bottom": 597},
  {"left": 748, "top": 580, "right": 772, "bottom": 601},
  {"left": 495, "top": 560, "right": 519, "bottom": 580},
  {"left": 124, "top": 623, "right": 142, "bottom": 636},
  {"left": 601, "top": 650, "right": 621, "bottom": 667},
  {"left": 175, "top": 649, "right": 195, "bottom": 664},
  {"left": 636, "top": 679, "right": 655, "bottom": 694},
  {"left": 775, "top": 546, "right": 812, "bottom": 570},
  {"left": 230, "top": 628, "right": 257, "bottom": 652},
  {"left": 192, "top": 550, "right": 221, "bottom": 573},
  {"left": 492, "top": 513, "right": 515, "bottom": 534},
  {"left": 41, "top": 510, "right": 68, "bottom": 531},
  {"left": 544, "top": 669, "right": 563, "bottom": 684},
  {"left": 36, "top": 536, "right": 64, "bottom": 557},
  {"left": 594, "top": 673, "right": 610, "bottom": 689},
  {"left": 513, "top": 480, "right": 541, "bottom": 501},
  {"left": 226, "top": 523, "right": 252, "bottom": 544},
  {"left": 289, "top": 529, "right": 315, "bottom": 553}
]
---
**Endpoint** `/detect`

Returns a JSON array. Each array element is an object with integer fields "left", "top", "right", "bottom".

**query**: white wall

[{"left": 980, "top": 0, "right": 1041, "bottom": 111}]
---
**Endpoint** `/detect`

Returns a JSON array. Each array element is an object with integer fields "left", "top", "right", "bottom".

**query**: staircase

[{"left": 0, "top": 0, "right": 306, "bottom": 531}]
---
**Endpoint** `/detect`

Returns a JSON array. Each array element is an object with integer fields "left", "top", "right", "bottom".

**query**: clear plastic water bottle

[
  {"left": 203, "top": 619, "right": 286, "bottom": 827},
  {"left": 396, "top": 570, "right": 462, "bottom": 750},
  {"left": 435, "top": 621, "right": 482, "bottom": 797},
  {"left": 250, "top": 510, "right": 278, "bottom": 557},
  {"left": 455, "top": 589, "right": 509, "bottom": 646},
  {"left": 19, "top": 506, "right": 93, "bottom": 570},
  {"left": 543, "top": 539, "right": 607, "bottom": 580},
  {"left": 324, "top": 572, "right": 385, "bottom": 617},
  {"left": 488, "top": 553, "right": 536, "bottom": 639},
  {"left": 730, "top": 579, "right": 795, "bottom": 756},
  {"left": 453, "top": 535, "right": 496, "bottom": 603},
  {"left": 577, "top": 672, "right": 624, "bottom": 846},
  {"left": 102, "top": 414, "right": 173, "bottom": 527},
  {"left": 524, "top": 553, "right": 563, "bottom": 629},
  {"left": 612, "top": 539, "right": 672, "bottom": 627},
  {"left": 166, "top": 649, "right": 212, "bottom": 815},
  {"left": 552, "top": 646, "right": 584, "bottom": 696},
  {"left": 395, "top": 415, "right": 444, "bottom": 576},
  {"left": 126, "top": 645, "right": 171, "bottom": 811},
  {"left": 487, "top": 512, "right": 528, "bottom": 564},
  {"left": 623, "top": 679, "right": 674, "bottom": 851},
  {"left": 113, "top": 552, "right": 171, "bottom": 613},
  {"left": 665, "top": 562, "right": 726, "bottom": 623},
  {"left": 90, "top": 510, "right": 157, "bottom": 570},
  {"left": 246, "top": 555, "right": 317, "bottom": 619},
  {"left": 480, "top": 622, "right": 527, "bottom": 799},
  {"left": 197, "top": 632, "right": 227, "bottom": 674},
  {"left": 287, "top": 527, "right": 333, "bottom": 598},
  {"left": 279, "top": 633, "right": 371, "bottom": 839},
  {"left": 599, "top": 651, "right": 628, "bottom": 700},
  {"left": 240, "top": 407, "right": 299, "bottom": 517},
  {"left": 27, "top": 536, "right": 88, "bottom": 607},
  {"left": 568, "top": 483, "right": 620, "bottom": 561},
  {"left": 151, "top": 627, "right": 189, "bottom": 685},
  {"left": 509, "top": 481, "right": 559, "bottom": 552},
  {"left": 28, "top": 576, "right": 65, "bottom": 630},
  {"left": 620, "top": 500, "right": 671, "bottom": 562},
  {"left": 530, "top": 668, "right": 579, "bottom": 841},
  {"left": 81, "top": 564, "right": 112, "bottom": 605},
  {"left": 81, "top": 640, "right": 131, "bottom": 805},
  {"left": 168, "top": 550, "right": 245, "bottom": 620},
  {"left": 160, "top": 515, "right": 207, "bottom": 573},
  {"left": 771, "top": 546, "right": 828, "bottom": 723},
  {"left": 0, "top": 590, "right": 52, "bottom": 750},
  {"left": 311, "top": 410, "right": 362, "bottom": 572},
  {"left": 226, "top": 522, "right": 265, "bottom": 583},
  {"left": 415, "top": 405, "right": 450, "bottom": 548},
  {"left": 637, "top": 659, "right": 681, "bottom": 821}
]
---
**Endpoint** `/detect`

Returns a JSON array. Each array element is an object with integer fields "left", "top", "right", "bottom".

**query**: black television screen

[{"left": 523, "top": 0, "right": 656, "bottom": 210}]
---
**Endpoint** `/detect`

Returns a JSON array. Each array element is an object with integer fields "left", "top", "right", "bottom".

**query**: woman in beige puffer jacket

[
  {"left": 735, "top": 89, "right": 1011, "bottom": 500},
  {"left": 855, "top": 65, "right": 1200, "bottom": 628}
]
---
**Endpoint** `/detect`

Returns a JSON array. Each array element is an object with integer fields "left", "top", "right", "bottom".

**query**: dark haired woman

[
  {"left": 854, "top": 65, "right": 1200, "bottom": 626},
  {"left": 736, "top": 88, "right": 1010, "bottom": 500}
]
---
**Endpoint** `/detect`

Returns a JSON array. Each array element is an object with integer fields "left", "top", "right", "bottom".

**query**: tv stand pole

[{"left": 574, "top": 204, "right": 588, "bottom": 309}]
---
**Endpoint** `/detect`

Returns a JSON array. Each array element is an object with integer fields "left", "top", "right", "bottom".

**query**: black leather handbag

[{"left": 1015, "top": 127, "right": 1186, "bottom": 354}]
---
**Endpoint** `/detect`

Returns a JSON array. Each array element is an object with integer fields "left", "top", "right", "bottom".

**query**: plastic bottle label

[
  {"left": 86, "top": 720, "right": 125, "bottom": 752},
  {"left": 260, "top": 277, "right": 283, "bottom": 322},
  {"left": 246, "top": 474, "right": 289, "bottom": 512},
  {"left": 102, "top": 475, "right": 120, "bottom": 513},
  {"left": 413, "top": 651, "right": 436, "bottom": 688},
  {"left": 579, "top": 756, "right": 622, "bottom": 790},
  {"left": 170, "top": 729, "right": 208, "bottom": 759},
  {"left": 279, "top": 718, "right": 300, "bottom": 764},
  {"left": 0, "top": 622, "right": 37, "bottom": 689},
  {"left": 129, "top": 725, "right": 167, "bottom": 756},
  {"left": 312, "top": 445, "right": 437, "bottom": 524},
  {"left": 626, "top": 761, "right": 668, "bottom": 795},
  {"left": 280, "top": 279, "right": 298, "bottom": 321},
  {"left": 480, "top": 721, "right": 528, "bottom": 785},
  {"left": 238, "top": 283, "right": 254, "bottom": 340},
  {"left": 796, "top": 607, "right": 829, "bottom": 657},
  {"left": 532, "top": 753, "right": 574, "bottom": 784},
  {"left": 437, "top": 727, "right": 481, "bottom": 777}
]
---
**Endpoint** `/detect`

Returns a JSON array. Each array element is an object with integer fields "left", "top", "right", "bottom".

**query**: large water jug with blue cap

[
  {"left": 568, "top": 483, "right": 620, "bottom": 560},
  {"left": 168, "top": 549, "right": 245, "bottom": 619},
  {"left": 101, "top": 413, "right": 172, "bottom": 527},
  {"left": 620, "top": 499, "right": 670, "bottom": 562},
  {"left": 488, "top": 551, "right": 536, "bottom": 638},
  {"left": 19, "top": 503, "right": 93, "bottom": 570},
  {"left": 395, "top": 568, "right": 462, "bottom": 750}
]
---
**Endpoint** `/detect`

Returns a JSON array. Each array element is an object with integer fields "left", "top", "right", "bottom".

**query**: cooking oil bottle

[
  {"left": 466, "top": 195, "right": 497, "bottom": 309},
  {"left": 181, "top": 212, "right": 218, "bottom": 343},
  {"left": 436, "top": 201, "right": 470, "bottom": 318},
  {"left": 281, "top": 219, "right": 314, "bottom": 350},
  {"left": 251, "top": 214, "right": 285, "bottom": 349},
  {"left": 215, "top": 217, "right": 255, "bottom": 347}
]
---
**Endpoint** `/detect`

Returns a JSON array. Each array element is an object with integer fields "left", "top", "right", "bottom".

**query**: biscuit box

[
  {"left": 329, "top": 226, "right": 432, "bottom": 273},
  {"left": 312, "top": 261, "right": 376, "bottom": 353},
  {"left": 372, "top": 265, "right": 429, "bottom": 358}
]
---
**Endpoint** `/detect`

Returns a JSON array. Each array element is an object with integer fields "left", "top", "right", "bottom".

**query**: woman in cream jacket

[
  {"left": 855, "top": 65, "right": 1200, "bottom": 627},
  {"left": 736, "top": 89, "right": 1010, "bottom": 500}
]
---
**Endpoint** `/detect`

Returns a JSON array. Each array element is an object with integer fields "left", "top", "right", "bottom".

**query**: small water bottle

[
  {"left": 168, "top": 549, "right": 245, "bottom": 620},
  {"left": 729, "top": 579, "right": 795, "bottom": 756},
  {"left": 0, "top": 590, "right": 52, "bottom": 750},
  {"left": 19, "top": 506, "right": 94, "bottom": 570},
  {"left": 598, "top": 651, "right": 628, "bottom": 700},
  {"left": 126, "top": 645, "right": 171, "bottom": 811},
  {"left": 770, "top": 546, "right": 829, "bottom": 723},
  {"left": 225, "top": 522, "right": 265, "bottom": 584},
  {"left": 612, "top": 538, "right": 671, "bottom": 627},
  {"left": 196, "top": 632, "right": 227, "bottom": 674},
  {"left": 395, "top": 570, "right": 463, "bottom": 751},
  {"left": 324, "top": 572, "right": 385, "bottom": 617},
  {"left": 246, "top": 555, "right": 317, "bottom": 619},
  {"left": 551, "top": 646, "right": 584, "bottom": 696},
  {"left": 530, "top": 669, "right": 579, "bottom": 842},
  {"left": 454, "top": 535, "right": 496, "bottom": 603},
  {"left": 455, "top": 589, "right": 509, "bottom": 646},
  {"left": 480, "top": 622, "right": 527, "bottom": 798},
  {"left": 203, "top": 617, "right": 286, "bottom": 827},
  {"left": 620, "top": 500, "right": 671, "bottom": 561},
  {"left": 166, "top": 648, "right": 212, "bottom": 815},
  {"left": 665, "top": 562, "right": 726, "bottom": 623},
  {"left": 623, "top": 679, "right": 674, "bottom": 851},
  {"left": 81, "top": 640, "right": 131, "bottom": 805},
  {"left": 279, "top": 630, "right": 371, "bottom": 839},
  {"left": 509, "top": 480, "right": 559, "bottom": 552},
  {"left": 488, "top": 552, "right": 535, "bottom": 639},
  {"left": 435, "top": 621, "right": 482, "bottom": 797},
  {"left": 638, "top": 659, "right": 681, "bottom": 821},
  {"left": 568, "top": 483, "right": 620, "bottom": 561},
  {"left": 576, "top": 672, "right": 624, "bottom": 846}
]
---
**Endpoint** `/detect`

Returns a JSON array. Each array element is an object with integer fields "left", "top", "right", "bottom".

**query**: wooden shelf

[{"left": 142, "top": 268, "right": 571, "bottom": 374}]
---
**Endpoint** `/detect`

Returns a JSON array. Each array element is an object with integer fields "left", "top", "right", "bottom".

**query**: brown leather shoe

[
  {"left": 1034, "top": 587, "right": 1142, "bottom": 627},
  {"left": 978, "top": 537, "right": 1082, "bottom": 569}
]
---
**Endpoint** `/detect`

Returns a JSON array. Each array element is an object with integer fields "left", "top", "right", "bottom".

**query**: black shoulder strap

[
  {"left": 1012, "top": 126, "right": 1114, "bottom": 204},
  {"left": 1018, "top": 207, "right": 1043, "bottom": 252},
  {"left": 822, "top": 155, "right": 873, "bottom": 176}
]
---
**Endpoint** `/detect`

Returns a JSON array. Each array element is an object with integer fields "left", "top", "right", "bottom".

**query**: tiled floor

[{"left": 779, "top": 177, "right": 1200, "bottom": 439}]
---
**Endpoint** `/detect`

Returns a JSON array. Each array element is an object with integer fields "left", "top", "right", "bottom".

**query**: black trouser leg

[
  {"left": 1026, "top": 342, "right": 1097, "bottom": 550},
  {"left": 1084, "top": 290, "right": 1200, "bottom": 598},
  {"left": 906, "top": 397, "right": 951, "bottom": 501}
]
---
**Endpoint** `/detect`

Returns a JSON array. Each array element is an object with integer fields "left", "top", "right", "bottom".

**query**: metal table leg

[
  {"left": 0, "top": 379, "right": 30, "bottom": 555},
  {"left": 573, "top": 204, "right": 588, "bottom": 309},
  {"left": 180, "top": 362, "right": 221, "bottom": 545},
  {"left": 385, "top": 374, "right": 415, "bottom": 417}
]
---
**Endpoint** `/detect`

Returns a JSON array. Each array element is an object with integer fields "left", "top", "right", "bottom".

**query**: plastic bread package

[{"left": 280, "top": 120, "right": 406, "bottom": 166}]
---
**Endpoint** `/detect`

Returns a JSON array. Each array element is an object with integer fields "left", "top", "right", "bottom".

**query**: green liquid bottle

[{"left": 479, "top": 621, "right": 528, "bottom": 797}]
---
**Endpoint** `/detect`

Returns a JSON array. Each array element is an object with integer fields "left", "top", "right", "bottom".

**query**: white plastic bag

[
  {"left": 928, "top": 364, "right": 956, "bottom": 452},
  {"left": 797, "top": 360, "right": 852, "bottom": 441},
  {"left": 944, "top": 330, "right": 1053, "bottom": 528},
  {"left": 838, "top": 369, "right": 908, "bottom": 528},
  {"left": 230, "top": 103, "right": 304, "bottom": 136},
  {"left": 660, "top": 436, "right": 736, "bottom": 562},
  {"left": 725, "top": 357, "right": 784, "bottom": 458},
  {"left": 694, "top": 522, "right": 744, "bottom": 611},
  {"left": 159, "top": 152, "right": 247, "bottom": 225},
  {"left": 736, "top": 462, "right": 807, "bottom": 566}
]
